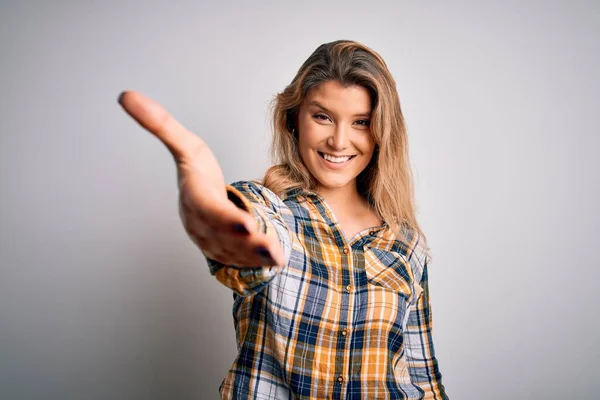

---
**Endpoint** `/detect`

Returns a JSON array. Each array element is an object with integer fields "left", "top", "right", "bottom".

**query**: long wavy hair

[{"left": 262, "top": 39, "right": 426, "bottom": 245}]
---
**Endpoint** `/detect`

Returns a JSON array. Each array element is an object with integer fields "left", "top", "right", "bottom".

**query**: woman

[{"left": 119, "top": 40, "right": 449, "bottom": 399}]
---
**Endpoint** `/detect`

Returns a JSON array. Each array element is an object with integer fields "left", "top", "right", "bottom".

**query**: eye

[
  {"left": 355, "top": 119, "right": 371, "bottom": 127},
  {"left": 313, "top": 113, "right": 330, "bottom": 121}
]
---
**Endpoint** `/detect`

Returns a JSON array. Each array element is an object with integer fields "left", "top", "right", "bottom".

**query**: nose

[{"left": 326, "top": 124, "right": 350, "bottom": 151}]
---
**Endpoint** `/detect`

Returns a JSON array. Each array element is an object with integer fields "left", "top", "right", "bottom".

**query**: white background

[{"left": 1, "top": 1, "right": 598, "bottom": 398}]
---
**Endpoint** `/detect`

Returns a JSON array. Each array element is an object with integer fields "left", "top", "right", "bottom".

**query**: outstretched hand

[{"left": 118, "top": 91, "right": 285, "bottom": 267}]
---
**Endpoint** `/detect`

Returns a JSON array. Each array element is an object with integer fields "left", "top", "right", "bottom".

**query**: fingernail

[
  {"left": 232, "top": 223, "right": 249, "bottom": 234},
  {"left": 256, "top": 246, "right": 276, "bottom": 264}
]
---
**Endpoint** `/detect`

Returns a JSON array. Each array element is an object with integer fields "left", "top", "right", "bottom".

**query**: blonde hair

[{"left": 262, "top": 39, "right": 426, "bottom": 245}]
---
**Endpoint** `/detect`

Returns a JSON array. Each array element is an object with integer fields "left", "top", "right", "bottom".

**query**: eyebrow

[{"left": 307, "top": 101, "right": 371, "bottom": 118}]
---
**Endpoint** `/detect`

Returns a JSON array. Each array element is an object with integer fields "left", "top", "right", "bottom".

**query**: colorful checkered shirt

[{"left": 202, "top": 180, "right": 448, "bottom": 399}]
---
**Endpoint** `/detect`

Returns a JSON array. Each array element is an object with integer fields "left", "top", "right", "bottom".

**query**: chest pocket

[{"left": 363, "top": 247, "right": 416, "bottom": 305}]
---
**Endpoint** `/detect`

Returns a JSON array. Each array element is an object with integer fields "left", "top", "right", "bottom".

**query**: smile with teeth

[{"left": 318, "top": 152, "right": 356, "bottom": 163}]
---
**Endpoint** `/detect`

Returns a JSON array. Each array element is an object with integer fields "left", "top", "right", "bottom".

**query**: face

[{"left": 296, "top": 80, "right": 376, "bottom": 195}]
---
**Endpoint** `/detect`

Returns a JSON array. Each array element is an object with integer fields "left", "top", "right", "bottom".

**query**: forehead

[{"left": 304, "top": 81, "right": 372, "bottom": 114}]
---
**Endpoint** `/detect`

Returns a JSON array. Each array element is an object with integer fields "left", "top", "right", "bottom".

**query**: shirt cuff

[{"left": 204, "top": 183, "right": 292, "bottom": 296}]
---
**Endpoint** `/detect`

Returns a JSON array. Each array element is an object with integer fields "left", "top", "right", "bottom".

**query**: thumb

[{"left": 118, "top": 90, "right": 204, "bottom": 161}]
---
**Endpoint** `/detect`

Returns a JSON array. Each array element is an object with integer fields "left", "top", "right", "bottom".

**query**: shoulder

[
  {"left": 228, "top": 180, "right": 267, "bottom": 193},
  {"left": 393, "top": 224, "right": 430, "bottom": 261},
  {"left": 413, "top": 229, "right": 432, "bottom": 269},
  {"left": 227, "top": 180, "right": 289, "bottom": 211}
]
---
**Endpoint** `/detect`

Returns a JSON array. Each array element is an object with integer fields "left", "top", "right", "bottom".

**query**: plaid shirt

[{"left": 202, "top": 180, "right": 448, "bottom": 400}]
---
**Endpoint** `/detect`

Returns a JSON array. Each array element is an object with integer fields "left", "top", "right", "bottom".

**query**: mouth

[{"left": 318, "top": 151, "right": 356, "bottom": 164}]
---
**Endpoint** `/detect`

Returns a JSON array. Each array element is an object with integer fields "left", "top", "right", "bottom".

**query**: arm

[
  {"left": 404, "top": 258, "right": 449, "bottom": 400},
  {"left": 118, "top": 91, "right": 289, "bottom": 297},
  {"left": 202, "top": 181, "right": 293, "bottom": 297}
]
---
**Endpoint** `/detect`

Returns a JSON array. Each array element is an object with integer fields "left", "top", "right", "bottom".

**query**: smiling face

[{"left": 296, "top": 80, "right": 376, "bottom": 196}]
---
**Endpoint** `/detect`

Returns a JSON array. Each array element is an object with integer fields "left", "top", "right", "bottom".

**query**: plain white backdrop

[{"left": 1, "top": 1, "right": 598, "bottom": 399}]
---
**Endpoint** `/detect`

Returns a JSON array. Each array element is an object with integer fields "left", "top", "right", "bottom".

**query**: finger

[
  {"left": 208, "top": 230, "right": 286, "bottom": 267},
  {"left": 218, "top": 220, "right": 287, "bottom": 267},
  {"left": 118, "top": 90, "right": 204, "bottom": 161},
  {"left": 182, "top": 203, "right": 286, "bottom": 267},
  {"left": 204, "top": 201, "right": 286, "bottom": 266}
]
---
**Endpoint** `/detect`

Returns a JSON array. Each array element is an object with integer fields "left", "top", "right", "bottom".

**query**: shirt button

[
  {"left": 345, "top": 285, "right": 351, "bottom": 293},
  {"left": 369, "top": 231, "right": 375, "bottom": 236},
  {"left": 337, "top": 375, "right": 344, "bottom": 383},
  {"left": 341, "top": 329, "right": 348, "bottom": 336},
  {"left": 342, "top": 248, "right": 348, "bottom": 254}
]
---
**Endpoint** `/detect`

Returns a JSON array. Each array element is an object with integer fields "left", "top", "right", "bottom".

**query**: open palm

[{"left": 118, "top": 91, "right": 285, "bottom": 267}]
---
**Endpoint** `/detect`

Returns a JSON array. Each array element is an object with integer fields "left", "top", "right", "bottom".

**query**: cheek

[
  {"left": 357, "top": 135, "right": 376, "bottom": 157},
  {"left": 299, "top": 123, "right": 327, "bottom": 150},
  {"left": 298, "top": 133, "right": 314, "bottom": 157}
]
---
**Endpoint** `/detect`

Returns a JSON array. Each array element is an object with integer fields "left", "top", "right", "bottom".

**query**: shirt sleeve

[
  {"left": 201, "top": 180, "right": 293, "bottom": 297},
  {"left": 404, "top": 256, "right": 449, "bottom": 400}
]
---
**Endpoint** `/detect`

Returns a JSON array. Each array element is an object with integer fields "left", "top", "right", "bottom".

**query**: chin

[{"left": 313, "top": 174, "right": 355, "bottom": 191}]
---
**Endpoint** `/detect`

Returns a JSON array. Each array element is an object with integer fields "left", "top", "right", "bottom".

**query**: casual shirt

[{"left": 201, "top": 180, "right": 448, "bottom": 399}]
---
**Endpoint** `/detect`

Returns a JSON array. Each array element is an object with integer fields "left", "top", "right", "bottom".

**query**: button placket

[{"left": 337, "top": 242, "right": 351, "bottom": 395}]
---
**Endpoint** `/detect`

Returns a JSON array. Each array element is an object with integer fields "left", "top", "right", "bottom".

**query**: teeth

[{"left": 322, "top": 153, "right": 352, "bottom": 163}]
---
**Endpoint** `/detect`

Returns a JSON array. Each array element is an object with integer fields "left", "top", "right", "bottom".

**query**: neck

[{"left": 314, "top": 181, "right": 366, "bottom": 212}]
